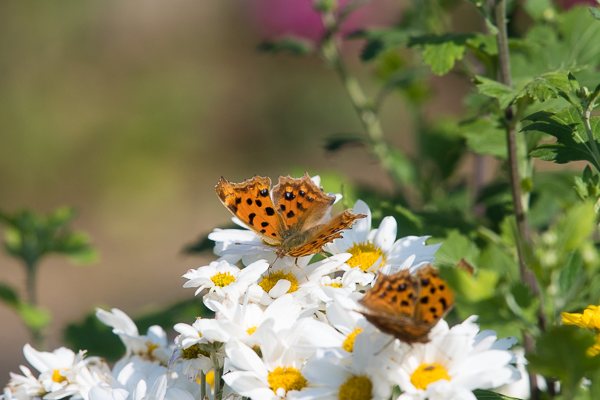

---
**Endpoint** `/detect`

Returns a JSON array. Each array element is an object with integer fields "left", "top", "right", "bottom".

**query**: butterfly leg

[{"left": 268, "top": 255, "right": 280, "bottom": 270}]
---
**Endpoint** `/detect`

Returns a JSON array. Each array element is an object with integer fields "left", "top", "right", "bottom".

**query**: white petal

[
  {"left": 268, "top": 279, "right": 291, "bottom": 298},
  {"left": 226, "top": 341, "right": 268, "bottom": 377},
  {"left": 373, "top": 216, "right": 397, "bottom": 252},
  {"left": 223, "top": 371, "right": 273, "bottom": 400}
]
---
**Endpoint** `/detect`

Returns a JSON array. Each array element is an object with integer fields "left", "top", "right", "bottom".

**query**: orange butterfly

[
  {"left": 215, "top": 174, "right": 365, "bottom": 258},
  {"left": 359, "top": 265, "right": 454, "bottom": 344}
]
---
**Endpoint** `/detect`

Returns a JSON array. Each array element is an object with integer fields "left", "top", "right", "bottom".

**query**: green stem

[
  {"left": 25, "top": 261, "right": 38, "bottom": 307},
  {"left": 25, "top": 260, "right": 43, "bottom": 347},
  {"left": 318, "top": 11, "right": 414, "bottom": 194},
  {"left": 200, "top": 370, "right": 206, "bottom": 400},
  {"left": 211, "top": 350, "right": 222, "bottom": 400}
]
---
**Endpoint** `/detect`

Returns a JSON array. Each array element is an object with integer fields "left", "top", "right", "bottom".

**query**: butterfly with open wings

[{"left": 215, "top": 174, "right": 366, "bottom": 259}]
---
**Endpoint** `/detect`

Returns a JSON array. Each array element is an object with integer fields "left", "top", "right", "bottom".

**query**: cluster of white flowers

[{"left": 2, "top": 187, "right": 521, "bottom": 400}]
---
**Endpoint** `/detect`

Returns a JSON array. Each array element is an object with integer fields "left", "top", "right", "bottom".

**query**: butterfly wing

[
  {"left": 360, "top": 270, "right": 418, "bottom": 317},
  {"left": 272, "top": 174, "right": 335, "bottom": 232},
  {"left": 414, "top": 265, "right": 455, "bottom": 324},
  {"left": 215, "top": 176, "right": 283, "bottom": 244},
  {"left": 359, "top": 269, "right": 447, "bottom": 344},
  {"left": 285, "top": 210, "right": 365, "bottom": 257}
]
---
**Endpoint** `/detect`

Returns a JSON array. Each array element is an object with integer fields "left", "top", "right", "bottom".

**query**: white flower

[
  {"left": 89, "top": 358, "right": 196, "bottom": 400},
  {"left": 2, "top": 344, "right": 111, "bottom": 400},
  {"left": 301, "top": 332, "right": 402, "bottom": 400},
  {"left": 182, "top": 259, "right": 268, "bottom": 303},
  {"left": 3, "top": 365, "right": 45, "bottom": 399},
  {"left": 201, "top": 294, "right": 302, "bottom": 347},
  {"left": 247, "top": 253, "right": 350, "bottom": 307},
  {"left": 96, "top": 308, "right": 171, "bottom": 364},
  {"left": 222, "top": 318, "right": 339, "bottom": 400},
  {"left": 391, "top": 316, "right": 520, "bottom": 400},
  {"left": 325, "top": 200, "right": 441, "bottom": 280},
  {"left": 496, "top": 348, "right": 546, "bottom": 399}
]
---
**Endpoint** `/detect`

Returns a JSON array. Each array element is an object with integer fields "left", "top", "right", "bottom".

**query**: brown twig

[{"left": 493, "top": 0, "right": 547, "bottom": 398}]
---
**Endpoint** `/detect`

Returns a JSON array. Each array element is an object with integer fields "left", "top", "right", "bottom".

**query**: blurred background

[{"left": 2, "top": 0, "right": 465, "bottom": 381}]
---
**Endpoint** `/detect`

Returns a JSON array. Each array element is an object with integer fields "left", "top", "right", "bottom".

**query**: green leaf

[
  {"left": 529, "top": 326, "right": 600, "bottom": 397},
  {"left": 421, "top": 41, "right": 465, "bottom": 76},
  {"left": 408, "top": 34, "right": 477, "bottom": 75},
  {"left": 0, "top": 207, "right": 96, "bottom": 268},
  {"left": 522, "top": 111, "right": 600, "bottom": 168},
  {"left": 0, "top": 282, "right": 20, "bottom": 307},
  {"left": 474, "top": 389, "right": 522, "bottom": 400},
  {"left": 591, "top": 7, "right": 600, "bottom": 20},
  {"left": 555, "top": 201, "right": 596, "bottom": 253},
  {"left": 435, "top": 230, "right": 479, "bottom": 267},
  {"left": 350, "top": 28, "right": 409, "bottom": 62},
  {"left": 17, "top": 303, "right": 51, "bottom": 331},
  {"left": 514, "top": 70, "right": 574, "bottom": 104},
  {"left": 442, "top": 266, "right": 499, "bottom": 302},
  {"left": 460, "top": 118, "right": 507, "bottom": 158},
  {"left": 257, "top": 37, "right": 313, "bottom": 56},
  {"left": 324, "top": 134, "right": 366, "bottom": 152},
  {"left": 474, "top": 76, "right": 515, "bottom": 109}
]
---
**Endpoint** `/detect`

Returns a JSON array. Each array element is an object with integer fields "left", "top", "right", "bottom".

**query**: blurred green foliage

[
  {"left": 2, "top": 0, "right": 600, "bottom": 398},
  {"left": 0, "top": 207, "right": 96, "bottom": 345}
]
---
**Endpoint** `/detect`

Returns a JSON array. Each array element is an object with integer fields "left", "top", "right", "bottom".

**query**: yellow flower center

[
  {"left": 326, "top": 282, "right": 343, "bottom": 288},
  {"left": 410, "top": 363, "right": 451, "bottom": 390},
  {"left": 259, "top": 271, "right": 298, "bottom": 293},
  {"left": 267, "top": 366, "right": 307, "bottom": 394},
  {"left": 342, "top": 328, "right": 363, "bottom": 352},
  {"left": 338, "top": 375, "right": 372, "bottom": 400},
  {"left": 206, "top": 370, "right": 215, "bottom": 389},
  {"left": 181, "top": 343, "right": 210, "bottom": 359},
  {"left": 52, "top": 369, "right": 66, "bottom": 383},
  {"left": 246, "top": 326, "right": 257, "bottom": 335},
  {"left": 347, "top": 242, "right": 386, "bottom": 272},
  {"left": 211, "top": 272, "right": 236, "bottom": 287},
  {"left": 146, "top": 341, "right": 158, "bottom": 355}
]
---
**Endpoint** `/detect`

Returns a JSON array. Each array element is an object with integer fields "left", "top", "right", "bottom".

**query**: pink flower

[{"left": 246, "top": 0, "right": 400, "bottom": 42}]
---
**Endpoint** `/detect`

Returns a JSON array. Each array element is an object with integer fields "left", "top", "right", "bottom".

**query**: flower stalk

[
  {"left": 493, "top": 0, "right": 547, "bottom": 398},
  {"left": 318, "top": 7, "right": 414, "bottom": 196}
]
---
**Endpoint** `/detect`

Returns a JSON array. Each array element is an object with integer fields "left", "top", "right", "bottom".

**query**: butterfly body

[
  {"left": 215, "top": 175, "right": 365, "bottom": 258},
  {"left": 359, "top": 265, "right": 454, "bottom": 344}
]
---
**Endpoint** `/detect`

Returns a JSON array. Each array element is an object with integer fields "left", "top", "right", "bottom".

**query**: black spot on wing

[
  {"left": 265, "top": 207, "right": 275, "bottom": 216},
  {"left": 440, "top": 298, "right": 448, "bottom": 310},
  {"left": 248, "top": 213, "right": 256, "bottom": 226}
]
